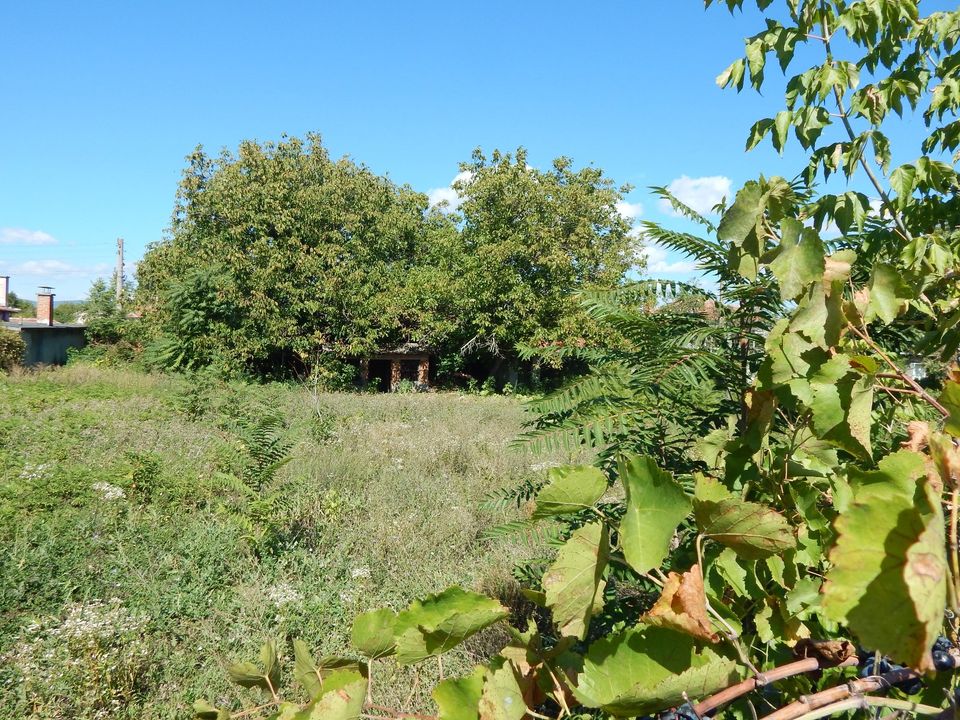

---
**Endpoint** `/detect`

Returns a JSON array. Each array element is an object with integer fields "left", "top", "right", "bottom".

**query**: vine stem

[
  {"left": 787, "top": 695, "right": 943, "bottom": 720},
  {"left": 694, "top": 656, "right": 859, "bottom": 716},
  {"left": 950, "top": 485, "right": 960, "bottom": 612},
  {"left": 761, "top": 666, "right": 922, "bottom": 720},
  {"left": 819, "top": 8, "right": 913, "bottom": 244},
  {"left": 847, "top": 323, "right": 949, "bottom": 418}
]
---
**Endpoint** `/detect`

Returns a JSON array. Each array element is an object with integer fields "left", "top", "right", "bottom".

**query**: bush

[{"left": 0, "top": 328, "right": 25, "bottom": 371}]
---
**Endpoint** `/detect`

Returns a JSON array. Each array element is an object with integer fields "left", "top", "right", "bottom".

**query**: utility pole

[{"left": 115, "top": 237, "right": 125, "bottom": 309}]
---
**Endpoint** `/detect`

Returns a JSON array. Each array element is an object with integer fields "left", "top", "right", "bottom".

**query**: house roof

[{"left": 1, "top": 319, "right": 86, "bottom": 330}]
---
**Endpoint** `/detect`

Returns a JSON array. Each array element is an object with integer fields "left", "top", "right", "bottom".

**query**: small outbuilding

[
  {"left": 359, "top": 342, "right": 432, "bottom": 392},
  {"left": 0, "top": 278, "right": 87, "bottom": 366}
]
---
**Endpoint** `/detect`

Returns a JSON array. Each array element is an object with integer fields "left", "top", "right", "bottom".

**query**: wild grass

[{"left": 0, "top": 364, "right": 572, "bottom": 718}]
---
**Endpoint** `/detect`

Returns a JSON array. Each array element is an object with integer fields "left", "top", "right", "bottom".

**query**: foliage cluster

[
  {"left": 135, "top": 139, "right": 637, "bottom": 382},
  {"left": 0, "top": 328, "right": 25, "bottom": 371}
]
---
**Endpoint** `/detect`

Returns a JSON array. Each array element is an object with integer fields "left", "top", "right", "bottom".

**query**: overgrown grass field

[{"left": 0, "top": 365, "right": 565, "bottom": 718}]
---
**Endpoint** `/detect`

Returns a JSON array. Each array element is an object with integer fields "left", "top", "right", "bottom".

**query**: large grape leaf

[
  {"left": 822, "top": 451, "right": 947, "bottom": 671},
  {"left": 532, "top": 465, "right": 607, "bottom": 519},
  {"left": 769, "top": 218, "right": 824, "bottom": 300},
  {"left": 694, "top": 477, "right": 795, "bottom": 560},
  {"left": 866, "top": 263, "right": 912, "bottom": 324},
  {"left": 574, "top": 626, "right": 742, "bottom": 716},
  {"left": 292, "top": 672, "right": 367, "bottom": 719},
  {"left": 478, "top": 659, "right": 527, "bottom": 720},
  {"left": 394, "top": 587, "right": 509, "bottom": 665},
  {"left": 351, "top": 608, "right": 397, "bottom": 659},
  {"left": 619, "top": 455, "right": 691, "bottom": 573},
  {"left": 543, "top": 521, "right": 609, "bottom": 639},
  {"left": 433, "top": 666, "right": 486, "bottom": 720}
]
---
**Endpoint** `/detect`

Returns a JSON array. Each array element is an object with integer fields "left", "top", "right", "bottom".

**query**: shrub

[{"left": 0, "top": 328, "right": 25, "bottom": 371}]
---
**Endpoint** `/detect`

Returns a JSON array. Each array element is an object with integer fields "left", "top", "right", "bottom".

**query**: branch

[
  {"left": 694, "top": 656, "right": 859, "bottom": 716},
  {"left": 788, "top": 695, "right": 944, "bottom": 720},
  {"left": 820, "top": 12, "right": 913, "bottom": 243},
  {"left": 847, "top": 323, "right": 949, "bottom": 418},
  {"left": 761, "top": 666, "right": 922, "bottom": 720}
]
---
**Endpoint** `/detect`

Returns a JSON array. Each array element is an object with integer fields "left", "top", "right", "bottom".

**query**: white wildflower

[
  {"left": 266, "top": 583, "right": 301, "bottom": 606},
  {"left": 92, "top": 482, "right": 125, "bottom": 501}
]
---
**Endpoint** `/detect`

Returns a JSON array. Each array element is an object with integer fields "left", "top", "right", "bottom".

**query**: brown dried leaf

[
  {"left": 901, "top": 421, "right": 930, "bottom": 453},
  {"left": 642, "top": 565, "right": 719, "bottom": 643},
  {"left": 793, "top": 638, "right": 857, "bottom": 666}
]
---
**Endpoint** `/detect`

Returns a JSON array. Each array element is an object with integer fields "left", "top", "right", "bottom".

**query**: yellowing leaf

[
  {"left": 619, "top": 455, "right": 691, "bottom": 574},
  {"left": 543, "top": 521, "right": 609, "bottom": 639},
  {"left": 822, "top": 451, "right": 947, "bottom": 671},
  {"left": 478, "top": 660, "right": 527, "bottom": 720},
  {"left": 293, "top": 673, "right": 367, "bottom": 719},
  {"left": 694, "top": 480, "right": 795, "bottom": 560},
  {"left": 642, "top": 565, "right": 718, "bottom": 642}
]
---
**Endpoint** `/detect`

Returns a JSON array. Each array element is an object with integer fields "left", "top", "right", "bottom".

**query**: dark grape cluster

[
  {"left": 857, "top": 655, "right": 922, "bottom": 694},
  {"left": 933, "top": 636, "right": 958, "bottom": 672},
  {"left": 656, "top": 703, "right": 700, "bottom": 720}
]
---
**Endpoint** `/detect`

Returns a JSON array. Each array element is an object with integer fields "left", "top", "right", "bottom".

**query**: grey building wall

[{"left": 19, "top": 327, "right": 87, "bottom": 365}]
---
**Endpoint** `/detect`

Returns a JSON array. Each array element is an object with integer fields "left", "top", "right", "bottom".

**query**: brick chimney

[
  {"left": 0, "top": 276, "right": 8, "bottom": 308},
  {"left": 37, "top": 287, "right": 54, "bottom": 326}
]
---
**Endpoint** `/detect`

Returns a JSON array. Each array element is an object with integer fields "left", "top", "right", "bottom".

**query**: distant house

[
  {"left": 0, "top": 277, "right": 87, "bottom": 365},
  {"left": 360, "top": 342, "right": 432, "bottom": 391}
]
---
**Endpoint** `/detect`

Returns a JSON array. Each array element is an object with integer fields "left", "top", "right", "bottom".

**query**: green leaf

[
  {"left": 478, "top": 659, "right": 527, "bottom": 720},
  {"left": 351, "top": 608, "right": 397, "bottom": 659},
  {"left": 713, "top": 548, "right": 749, "bottom": 598},
  {"left": 822, "top": 451, "right": 947, "bottom": 672},
  {"left": 867, "top": 263, "right": 911, "bottom": 324},
  {"left": 293, "top": 639, "right": 324, "bottom": 699},
  {"left": 574, "top": 626, "right": 742, "bottom": 716},
  {"left": 293, "top": 672, "right": 367, "bottom": 720},
  {"left": 940, "top": 381, "right": 960, "bottom": 437},
  {"left": 393, "top": 587, "right": 508, "bottom": 664},
  {"left": 619, "top": 454, "right": 692, "bottom": 574},
  {"left": 543, "top": 521, "right": 609, "bottom": 639},
  {"left": 433, "top": 667, "right": 486, "bottom": 720},
  {"left": 193, "top": 700, "right": 231, "bottom": 720},
  {"left": 890, "top": 163, "right": 917, "bottom": 208},
  {"left": 718, "top": 182, "right": 763, "bottom": 246},
  {"left": 768, "top": 219, "right": 825, "bottom": 300},
  {"left": 293, "top": 641, "right": 365, "bottom": 700},
  {"left": 694, "top": 481, "right": 795, "bottom": 560},
  {"left": 532, "top": 465, "right": 607, "bottom": 519},
  {"left": 227, "top": 640, "right": 280, "bottom": 691},
  {"left": 772, "top": 110, "right": 793, "bottom": 153}
]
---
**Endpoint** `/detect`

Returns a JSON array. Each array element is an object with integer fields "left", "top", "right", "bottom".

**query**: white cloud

[
  {"left": 616, "top": 200, "right": 644, "bottom": 221},
  {"left": 641, "top": 243, "right": 698, "bottom": 274},
  {"left": 427, "top": 171, "right": 473, "bottom": 211},
  {"left": 659, "top": 175, "right": 732, "bottom": 216},
  {"left": 7, "top": 260, "right": 111, "bottom": 278},
  {"left": 0, "top": 227, "right": 58, "bottom": 246}
]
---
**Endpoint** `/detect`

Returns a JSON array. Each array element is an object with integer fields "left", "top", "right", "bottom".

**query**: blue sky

[{"left": 0, "top": 1, "right": 950, "bottom": 299}]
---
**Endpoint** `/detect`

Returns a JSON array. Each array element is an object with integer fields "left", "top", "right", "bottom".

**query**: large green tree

[
  {"left": 137, "top": 134, "right": 461, "bottom": 375},
  {"left": 453, "top": 148, "right": 638, "bottom": 371}
]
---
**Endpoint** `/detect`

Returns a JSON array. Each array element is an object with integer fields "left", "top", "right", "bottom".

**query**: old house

[
  {"left": 359, "top": 342, "right": 432, "bottom": 391},
  {"left": 0, "top": 277, "right": 87, "bottom": 365}
]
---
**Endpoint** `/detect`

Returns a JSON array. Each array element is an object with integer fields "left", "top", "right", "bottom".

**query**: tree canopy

[{"left": 137, "top": 136, "right": 638, "bottom": 379}]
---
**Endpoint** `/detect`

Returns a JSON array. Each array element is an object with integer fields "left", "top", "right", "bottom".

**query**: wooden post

[
  {"left": 390, "top": 359, "right": 401, "bottom": 389},
  {"left": 418, "top": 357, "right": 429, "bottom": 386}
]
